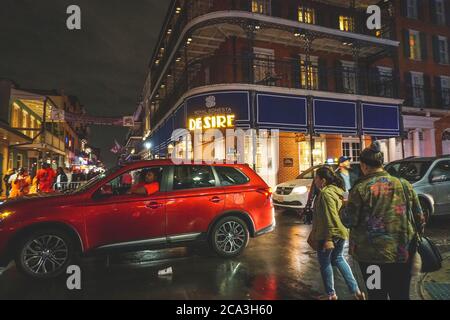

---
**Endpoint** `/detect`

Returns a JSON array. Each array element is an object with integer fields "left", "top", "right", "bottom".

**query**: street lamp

[{"left": 144, "top": 142, "right": 152, "bottom": 150}]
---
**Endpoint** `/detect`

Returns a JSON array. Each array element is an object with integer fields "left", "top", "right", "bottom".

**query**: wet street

[{"left": 0, "top": 210, "right": 449, "bottom": 300}]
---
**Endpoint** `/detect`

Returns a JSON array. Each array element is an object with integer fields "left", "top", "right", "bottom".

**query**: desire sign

[{"left": 188, "top": 114, "right": 235, "bottom": 131}]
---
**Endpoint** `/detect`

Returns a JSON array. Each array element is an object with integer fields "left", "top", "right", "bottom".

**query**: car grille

[{"left": 276, "top": 187, "right": 294, "bottom": 195}]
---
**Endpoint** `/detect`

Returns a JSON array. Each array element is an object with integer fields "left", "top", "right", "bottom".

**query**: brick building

[
  {"left": 128, "top": 0, "right": 446, "bottom": 186},
  {"left": 391, "top": 0, "right": 450, "bottom": 160}
]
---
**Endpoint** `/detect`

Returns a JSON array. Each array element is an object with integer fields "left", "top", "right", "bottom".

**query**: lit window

[
  {"left": 298, "top": 6, "right": 315, "bottom": 24},
  {"left": 252, "top": 0, "right": 271, "bottom": 15},
  {"left": 409, "top": 30, "right": 421, "bottom": 60},
  {"left": 339, "top": 16, "right": 354, "bottom": 32},
  {"left": 300, "top": 55, "right": 319, "bottom": 90}
]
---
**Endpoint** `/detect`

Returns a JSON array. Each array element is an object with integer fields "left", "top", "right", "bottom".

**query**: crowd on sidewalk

[
  {"left": 306, "top": 141, "right": 426, "bottom": 300},
  {"left": 2, "top": 164, "right": 100, "bottom": 198}
]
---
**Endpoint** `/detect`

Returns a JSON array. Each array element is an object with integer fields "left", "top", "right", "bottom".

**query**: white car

[{"left": 273, "top": 163, "right": 361, "bottom": 211}]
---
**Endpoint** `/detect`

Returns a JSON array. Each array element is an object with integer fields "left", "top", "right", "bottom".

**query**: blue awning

[
  {"left": 313, "top": 99, "right": 357, "bottom": 135},
  {"left": 256, "top": 93, "right": 307, "bottom": 132},
  {"left": 362, "top": 103, "right": 400, "bottom": 137}
]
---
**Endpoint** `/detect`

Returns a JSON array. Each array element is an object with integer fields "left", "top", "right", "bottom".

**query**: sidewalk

[{"left": 414, "top": 252, "right": 450, "bottom": 300}]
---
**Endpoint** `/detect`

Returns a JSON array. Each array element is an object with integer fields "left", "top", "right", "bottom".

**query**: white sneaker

[{"left": 158, "top": 267, "right": 173, "bottom": 276}]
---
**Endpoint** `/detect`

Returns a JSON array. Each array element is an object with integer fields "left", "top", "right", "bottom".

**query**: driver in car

[{"left": 130, "top": 169, "right": 160, "bottom": 196}]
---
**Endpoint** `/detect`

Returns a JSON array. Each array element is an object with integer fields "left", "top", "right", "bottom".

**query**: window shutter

[
  {"left": 271, "top": 0, "right": 282, "bottom": 17},
  {"left": 316, "top": 8, "right": 325, "bottom": 26},
  {"left": 293, "top": 57, "right": 301, "bottom": 89},
  {"left": 424, "top": 75, "right": 432, "bottom": 106},
  {"left": 318, "top": 58, "right": 328, "bottom": 91},
  {"left": 433, "top": 35, "right": 440, "bottom": 63},
  {"left": 446, "top": 0, "right": 450, "bottom": 26},
  {"left": 401, "top": 0, "right": 408, "bottom": 17},
  {"left": 418, "top": 0, "right": 426, "bottom": 21},
  {"left": 420, "top": 32, "right": 428, "bottom": 60},
  {"left": 403, "top": 29, "right": 411, "bottom": 58},
  {"left": 405, "top": 72, "right": 413, "bottom": 105},
  {"left": 335, "top": 61, "right": 343, "bottom": 93},
  {"left": 431, "top": 0, "right": 438, "bottom": 23},
  {"left": 448, "top": 37, "right": 450, "bottom": 63},
  {"left": 435, "top": 76, "right": 443, "bottom": 107}
]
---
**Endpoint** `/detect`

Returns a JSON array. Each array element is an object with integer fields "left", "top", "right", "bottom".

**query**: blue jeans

[{"left": 317, "top": 238, "right": 359, "bottom": 296}]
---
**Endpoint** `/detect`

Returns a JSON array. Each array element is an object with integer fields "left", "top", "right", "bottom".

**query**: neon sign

[{"left": 188, "top": 114, "right": 235, "bottom": 131}]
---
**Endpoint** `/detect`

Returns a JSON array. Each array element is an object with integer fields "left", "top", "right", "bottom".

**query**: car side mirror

[{"left": 430, "top": 175, "right": 448, "bottom": 184}]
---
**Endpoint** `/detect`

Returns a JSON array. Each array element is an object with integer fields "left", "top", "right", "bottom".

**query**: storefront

[{"left": 146, "top": 90, "right": 402, "bottom": 187}]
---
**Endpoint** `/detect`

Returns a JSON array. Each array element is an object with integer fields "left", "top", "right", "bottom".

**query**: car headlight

[
  {"left": 0, "top": 211, "right": 14, "bottom": 223},
  {"left": 293, "top": 186, "right": 309, "bottom": 195}
]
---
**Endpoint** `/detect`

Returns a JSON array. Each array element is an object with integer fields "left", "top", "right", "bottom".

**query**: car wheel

[
  {"left": 419, "top": 199, "right": 431, "bottom": 224},
  {"left": 210, "top": 216, "right": 249, "bottom": 258},
  {"left": 15, "top": 228, "right": 75, "bottom": 280}
]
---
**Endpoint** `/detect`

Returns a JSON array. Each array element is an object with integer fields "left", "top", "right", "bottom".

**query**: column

[
  {"left": 389, "top": 137, "right": 397, "bottom": 162},
  {"left": 413, "top": 129, "right": 421, "bottom": 157},
  {"left": 424, "top": 128, "right": 436, "bottom": 157}
]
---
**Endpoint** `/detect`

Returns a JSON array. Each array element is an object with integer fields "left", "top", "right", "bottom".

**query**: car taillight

[{"left": 257, "top": 187, "right": 272, "bottom": 198}]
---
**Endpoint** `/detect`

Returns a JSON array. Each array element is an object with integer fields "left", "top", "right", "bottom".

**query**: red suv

[{"left": 0, "top": 160, "right": 275, "bottom": 279}]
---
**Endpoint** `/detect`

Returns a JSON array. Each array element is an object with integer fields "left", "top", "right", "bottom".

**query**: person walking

[
  {"left": 345, "top": 142, "right": 425, "bottom": 300},
  {"left": 308, "top": 166, "right": 365, "bottom": 300},
  {"left": 336, "top": 156, "right": 359, "bottom": 193}
]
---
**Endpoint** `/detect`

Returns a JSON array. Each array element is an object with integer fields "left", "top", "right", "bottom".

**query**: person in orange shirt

[
  {"left": 9, "top": 168, "right": 32, "bottom": 198},
  {"left": 130, "top": 169, "right": 160, "bottom": 196},
  {"left": 29, "top": 175, "right": 39, "bottom": 194},
  {"left": 36, "top": 163, "right": 56, "bottom": 193}
]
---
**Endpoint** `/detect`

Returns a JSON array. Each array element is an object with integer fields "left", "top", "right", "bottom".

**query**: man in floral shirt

[{"left": 346, "top": 142, "right": 425, "bottom": 300}]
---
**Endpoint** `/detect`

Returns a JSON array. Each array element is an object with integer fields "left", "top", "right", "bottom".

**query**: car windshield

[
  {"left": 385, "top": 161, "right": 433, "bottom": 183},
  {"left": 69, "top": 166, "right": 122, "bottom": 194},
  {"left": 296, "top": 165, "right": 338, "bottom": 179},
  {"left": 296, "top": 163, "right": 361, "bottom": 180}
]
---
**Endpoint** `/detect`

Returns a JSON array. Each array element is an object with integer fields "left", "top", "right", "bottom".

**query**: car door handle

[
  {"left": 147, "top": 202, "right": 162, "bottom": 209},
  {"left": 209, "top": 196, "right": 223, "bottom": 203}
]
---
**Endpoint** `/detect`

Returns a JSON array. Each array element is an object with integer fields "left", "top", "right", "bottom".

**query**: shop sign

[
  {"left": 283, "top": 158, "right": 294, "bottom": 167},
  {"left": 188, "top": 114, "right": 235, "bottom": 131}
]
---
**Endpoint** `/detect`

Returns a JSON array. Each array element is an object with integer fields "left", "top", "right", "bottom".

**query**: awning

[
  {"left": 313, "top": 99, "right": 358, "bottom": 135},
  {"left": 362, "top": 103, "right": 401, "bottom": 137},
  {"left": 256, "top": 93, "right": 307, "bottom": 132}
]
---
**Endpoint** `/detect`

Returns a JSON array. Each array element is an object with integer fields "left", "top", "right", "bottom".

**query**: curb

[{"left": 414, "top": 251, "right": 450, "bottom": 300}]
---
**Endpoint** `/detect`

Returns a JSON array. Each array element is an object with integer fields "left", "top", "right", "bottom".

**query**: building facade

[
  {"left": 0, "top": 79, "right": 91, "bottom": 196},
  {"left": 129, "top": 0, "right": 413, "bottom": 186},
  {"left": 391, "top": 0, "right": 450, "bottom": 161}
]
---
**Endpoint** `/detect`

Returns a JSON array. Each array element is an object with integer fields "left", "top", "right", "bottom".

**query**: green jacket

[
  {"left": 346, "top": 171, "right": 425, "bottom": 264},
  {"left": 310, "top": 185, "right": 349, "bottom": 243}
]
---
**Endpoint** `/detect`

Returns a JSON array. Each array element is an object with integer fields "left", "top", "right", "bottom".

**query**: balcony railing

[
  {"left": 151, "top": 0, "right": 395, "bottom": 90},
  {"left": 151, "top": 54, "right": 398, "bottom": 127}
]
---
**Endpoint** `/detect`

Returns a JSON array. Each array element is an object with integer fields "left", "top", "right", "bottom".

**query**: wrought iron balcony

[{"left": 151, "top": 0, "right": 395, "bottom": 91}]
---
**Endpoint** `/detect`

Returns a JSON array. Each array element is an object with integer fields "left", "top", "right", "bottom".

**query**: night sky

[{"left": 0, "top": 0, "right": 170, "bottom": 167}]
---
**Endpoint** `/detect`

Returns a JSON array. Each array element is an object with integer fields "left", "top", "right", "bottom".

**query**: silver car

[{"left": 386, "top": 156, "right": 450, "bottom": 222}]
